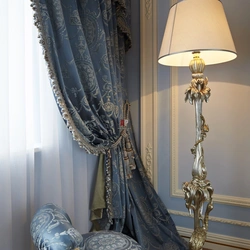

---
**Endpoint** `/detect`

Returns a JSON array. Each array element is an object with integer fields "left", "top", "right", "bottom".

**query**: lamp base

[
  {"left": 190, "top": 227, "right": 207, "bottom": 250},
  {"left": 183, "top": 179, "right": 213, "bottom": 250},
  {"left": 183, "top": 52, "right": 214, "bottom": 250}
]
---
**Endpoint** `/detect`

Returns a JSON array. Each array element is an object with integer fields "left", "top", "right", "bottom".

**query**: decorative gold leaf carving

[{"left": 145, "top": 0, "right": 152, "bottom": 19}]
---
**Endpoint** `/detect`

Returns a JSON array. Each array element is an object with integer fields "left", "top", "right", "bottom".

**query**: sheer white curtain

[{"left": 0, "top": 1, "right": 97, "bottom": 249}]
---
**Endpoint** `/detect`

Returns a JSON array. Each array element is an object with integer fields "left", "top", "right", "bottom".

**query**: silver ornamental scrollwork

[{"left": 183, "top": 52, "right": 214, "bottom": 250}]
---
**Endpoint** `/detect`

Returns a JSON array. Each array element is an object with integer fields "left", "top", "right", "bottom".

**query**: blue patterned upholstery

[
  {"left": 82, "top": 231, "right": 142, "bottom": 250},
  {"left": 30, "top": 204, "right": 141, "bottom": 250},
  {"left": 30, "top": 203, "right": 84, "bottom": 250}
]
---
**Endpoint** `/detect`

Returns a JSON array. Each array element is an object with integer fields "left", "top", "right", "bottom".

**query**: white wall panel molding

[
  {"left": 170, "top": 67, "right": 180, "bottom": 198},
  {"left": 169, "top": 209, "right": 250, "bottom": 228},
  {"left": 177, "top": 226, "right": 250, "bottom": 250},
  {"left": 140, "top": 0, "right": 158, "bottom": 188}
]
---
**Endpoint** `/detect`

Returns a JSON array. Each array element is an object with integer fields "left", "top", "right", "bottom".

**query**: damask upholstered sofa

[{"left": 30, "top": 203, "right": 142, "bottom": 250}]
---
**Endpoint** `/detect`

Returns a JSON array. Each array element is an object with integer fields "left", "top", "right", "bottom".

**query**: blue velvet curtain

[{"left": 31, "top": 0, "right": 188, "bottom": 249}]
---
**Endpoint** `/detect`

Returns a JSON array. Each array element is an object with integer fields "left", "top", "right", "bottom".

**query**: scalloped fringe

[
  {"left": 30, "top": 0, "right": 108, "bottom": 155},
  {"left": 30, "top": 0, "right": 132, "bottom": 156},
  {"left": 30, "top": 0, "right": 134, "bottom": 228},
  {"left": 114, "top": 0, "right": 132, "bottom": 51}
]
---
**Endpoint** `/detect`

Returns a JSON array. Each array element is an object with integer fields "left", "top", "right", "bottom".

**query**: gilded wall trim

[
  {"left": 145, "top": 0, "right": 152, "bottom": 19},
  {"left": 169, "top": 209, "right": 250, "bottom": 227},
  {"left": 177, "top": 226, "right": 250, "bottom": 250},
  {"left": 140, "top": 0, "right": 158, "bottom": 189},
  {"left": 145, "top": 143, "right": 153, "bottom": 181}
]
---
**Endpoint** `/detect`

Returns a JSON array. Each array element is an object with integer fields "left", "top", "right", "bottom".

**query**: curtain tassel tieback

[
  {"left": 104, "top": 101, "right": 136, "bottom": 224},
  {"left": 121, "top": 101, "right": 136, "bottom": 178},
  {"left": 110, "top": 128, "right": 136, "bottom": 178},
  {"left": 105, "top": 149, "right": 113, "bottom": 226}
]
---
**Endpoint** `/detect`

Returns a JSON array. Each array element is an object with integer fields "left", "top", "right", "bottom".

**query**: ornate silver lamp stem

[{"left": 183, "top": 52, "right": 214, "bottom": 250}]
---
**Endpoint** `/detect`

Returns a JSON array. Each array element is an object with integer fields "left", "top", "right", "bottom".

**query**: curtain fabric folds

[{"left": 31, "top": 0, "right": 188, "bottom": 249}]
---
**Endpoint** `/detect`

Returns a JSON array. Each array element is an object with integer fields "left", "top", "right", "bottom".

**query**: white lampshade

[{"left": 158, "top": 0, "right": 237, "bottom": 67}]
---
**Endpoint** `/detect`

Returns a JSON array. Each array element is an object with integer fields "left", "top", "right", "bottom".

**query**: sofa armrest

[{"left": 30, "top": 203, "right": 84, "bottom": 250}]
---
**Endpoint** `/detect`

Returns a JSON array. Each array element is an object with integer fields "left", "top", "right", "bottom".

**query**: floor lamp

[{"left": 158, "top": 0, "right": 237, "bottom": 249}]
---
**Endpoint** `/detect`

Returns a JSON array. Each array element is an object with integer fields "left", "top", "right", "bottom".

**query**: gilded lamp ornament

[
  {"left": 182, "top": 52, "right": 214, "bottom": 250},
  {"left": 158, "top": 0, "right": 237, "bottom": 249}
]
